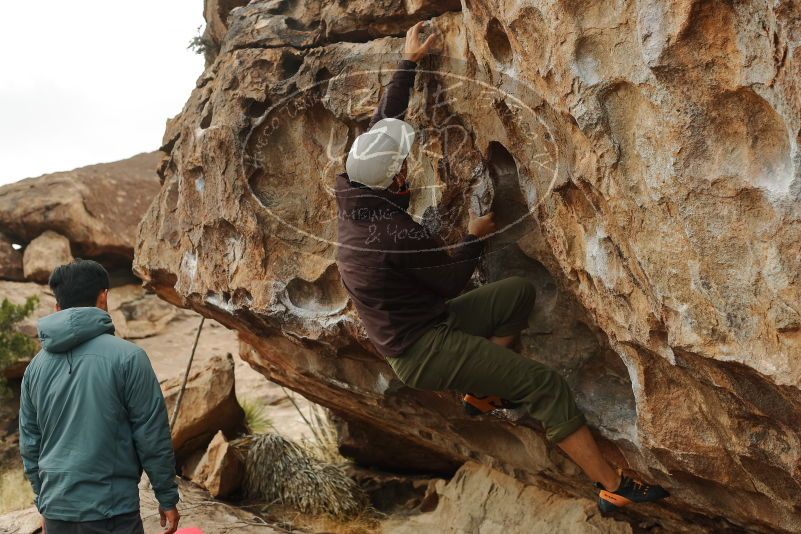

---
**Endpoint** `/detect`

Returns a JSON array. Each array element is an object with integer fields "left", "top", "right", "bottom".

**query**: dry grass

[
  {"left": 0, "top": 463, "right": 34, "bottom": 514},
  {"left": 252, "top": 503, "right": 385, "bottom": 534}
]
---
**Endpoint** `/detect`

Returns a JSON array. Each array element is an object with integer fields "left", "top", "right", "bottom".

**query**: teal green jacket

[{"left": 19, "top": 307, "right": 179, "bottom": 521}]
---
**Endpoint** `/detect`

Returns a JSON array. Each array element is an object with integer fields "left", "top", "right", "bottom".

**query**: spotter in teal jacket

[{"left": 19, "top": 306, "right": 178, "bottom": 521}]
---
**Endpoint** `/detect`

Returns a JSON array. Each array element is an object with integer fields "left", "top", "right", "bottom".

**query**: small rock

[
  {"left": 184, "top": 430, "right": 243, "bottom": 498},
  {"left": 22, "top": 231, "right": 73, "bottom": 284},
  {"left": 0, "top": 506, "right": 41, "bottom": 534}
]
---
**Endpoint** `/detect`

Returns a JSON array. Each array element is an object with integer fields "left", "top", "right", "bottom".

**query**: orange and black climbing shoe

[
  {"left": 462, "top": 394, "right": 521, "bottom": 416},
  {"left": 596, "top": 475, "right": 669, "bottom": 514}
]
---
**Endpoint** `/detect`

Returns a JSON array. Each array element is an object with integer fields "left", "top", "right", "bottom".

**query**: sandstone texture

[
  {"left": 0, "top": 152, "right": 161, "bottom": 267},
  {"left": 161, "top": 353, "right": 245, "bottom": 458},
  {"left": 382, "top": 461, "right": 632, "bottom": 534},
  {"left": 21, "top": 231, "right": 73, "bottom": 284},
  {"left": 134, "top": 0, "right": 801, "bottom": 531},
  {"left": 0, "top": 506, "right": 40, "bottom": 534}
]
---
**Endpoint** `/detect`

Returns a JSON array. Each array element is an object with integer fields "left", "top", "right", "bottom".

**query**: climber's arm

[
  {"left": 389, "top": 213, "right": 495, "bottom": 299},
  {"left": 390, "top": 229, "right": 484, "bottom": 299},
  {"left": 368, "top": 21, "right": 437, "bottom": 129}
]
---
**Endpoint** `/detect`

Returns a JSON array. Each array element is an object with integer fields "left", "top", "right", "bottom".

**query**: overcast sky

[{"left": 0, "top": 1, "right": 205, "bottom": 186}]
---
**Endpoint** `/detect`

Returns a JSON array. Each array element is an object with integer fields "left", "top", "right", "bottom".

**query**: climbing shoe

[
  {"left": 597, "top": 475, "right": 669, "bottom": 513},
  {"left": 462, "top": 394, "right": 521, "bottom": 416}
]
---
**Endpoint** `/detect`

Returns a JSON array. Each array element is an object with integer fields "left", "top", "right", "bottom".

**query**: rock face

[
  {"left": 382, "top": 461, "right": 632, "bottom": 534},
  {"left": 21, "top": 231, "right": 73, "bottom": 283},
  {"left": 0, "top": 152, "right": 161, "bottom": 267},
  {"left": 134, "top": 1, "right": 801, "bottom": 532},
  {"left": 161, "top": 353, "right": 245, "bottom": 458}
]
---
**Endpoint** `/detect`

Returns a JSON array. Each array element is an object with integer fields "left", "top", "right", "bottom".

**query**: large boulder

[
  {"left": 22, "top": 231, "right": 73, "bottom": 283},
  {"left": 161, "top": 353, "right": 245, "bottom": 458},
  {"left": 0, "top": 152, "right": 161, "bottom": 267},
  {"left": 134, "top": 1, "right": 801, "bottom": 532}
]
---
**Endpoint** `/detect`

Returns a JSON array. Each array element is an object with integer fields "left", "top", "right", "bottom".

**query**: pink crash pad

[{"left": 175, "top": 529, "right": 204, "bottom": 534}]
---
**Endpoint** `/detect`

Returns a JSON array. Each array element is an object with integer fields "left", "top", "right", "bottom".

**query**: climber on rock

[{"left": 334, "top": 21, "right": 669, "bottom": 514}]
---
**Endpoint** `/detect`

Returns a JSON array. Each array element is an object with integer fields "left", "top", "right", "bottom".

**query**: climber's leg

[
  {"left": 461, "top": 333, "right": 518, "bottom": 414},
  {"left": 387, "top": 329, "right": 650, "bottom": 502},
  {"left": 445, "top": 275, "right": 536, "bottom": 339},
  {"left": 387, "top": 323, "right": 587, "bottom": 442},
  {"left": 447, "top": 276, "right": 535, "bottom": 411},
  {"left": 385, "top": 276, "right": 668, "bottom": 510},
  {"left": 555, "top": 425, "right": 620, "bottom": 492}
]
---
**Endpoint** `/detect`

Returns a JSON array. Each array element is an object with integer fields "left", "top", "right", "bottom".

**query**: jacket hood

[
  {"left": 335, "top": 173, "right": 410, "bottom": 219},
  {"left": 37, "top": 307, "right": 115, "bottom": 353}
]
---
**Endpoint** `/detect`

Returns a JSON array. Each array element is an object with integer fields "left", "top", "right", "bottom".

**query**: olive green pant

[{"left": 386, "top": 276, "right": 586, "bottom": 443}]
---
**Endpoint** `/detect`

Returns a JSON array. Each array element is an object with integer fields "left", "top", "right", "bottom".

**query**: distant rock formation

[
  {"left": 0, "top": 152, "right": 161, "bottom": 274},
  {"left": 133, "top": 1, "right": 801, "bottom": 532}
]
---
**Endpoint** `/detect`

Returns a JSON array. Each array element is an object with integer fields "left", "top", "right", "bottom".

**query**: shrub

[
  {"left": 237, "top": 433, "right": 366, "bottom": 519},
  {"left": 188, "top": 25, "right": 212, "bottom": 56},
  {"left": 0, "top": 296, "right": 39, "bottom": 394}
]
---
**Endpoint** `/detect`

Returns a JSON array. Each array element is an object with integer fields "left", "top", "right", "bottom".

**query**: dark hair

[{"left": 48, "top": 259, "right": 110, "bottom": 309}]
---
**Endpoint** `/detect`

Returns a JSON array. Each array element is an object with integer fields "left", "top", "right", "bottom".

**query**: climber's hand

[
  {"left": 404, "top": 21, "right": 437, "bottom": 62},
  {"left": 468, "top": 212, "right": 496, "bottom": 239}
]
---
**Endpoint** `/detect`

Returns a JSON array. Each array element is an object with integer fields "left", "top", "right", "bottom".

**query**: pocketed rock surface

[{"left": 134, "top": 1, "right": 801, "bottom": 531}]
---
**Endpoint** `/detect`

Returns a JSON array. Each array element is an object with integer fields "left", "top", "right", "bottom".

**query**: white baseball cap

[{"left": 346, "top": 118, "right": 416, "bottom": 189}]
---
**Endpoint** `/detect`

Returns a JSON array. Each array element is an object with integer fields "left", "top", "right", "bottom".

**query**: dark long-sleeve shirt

[{"left": 335, "top": 60, "right": 484, "bottom": 357}]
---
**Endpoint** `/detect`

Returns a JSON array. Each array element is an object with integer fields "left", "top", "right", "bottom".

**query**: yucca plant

[{"left": 235, "top": 433, "right": 366, "bottom": 519}]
